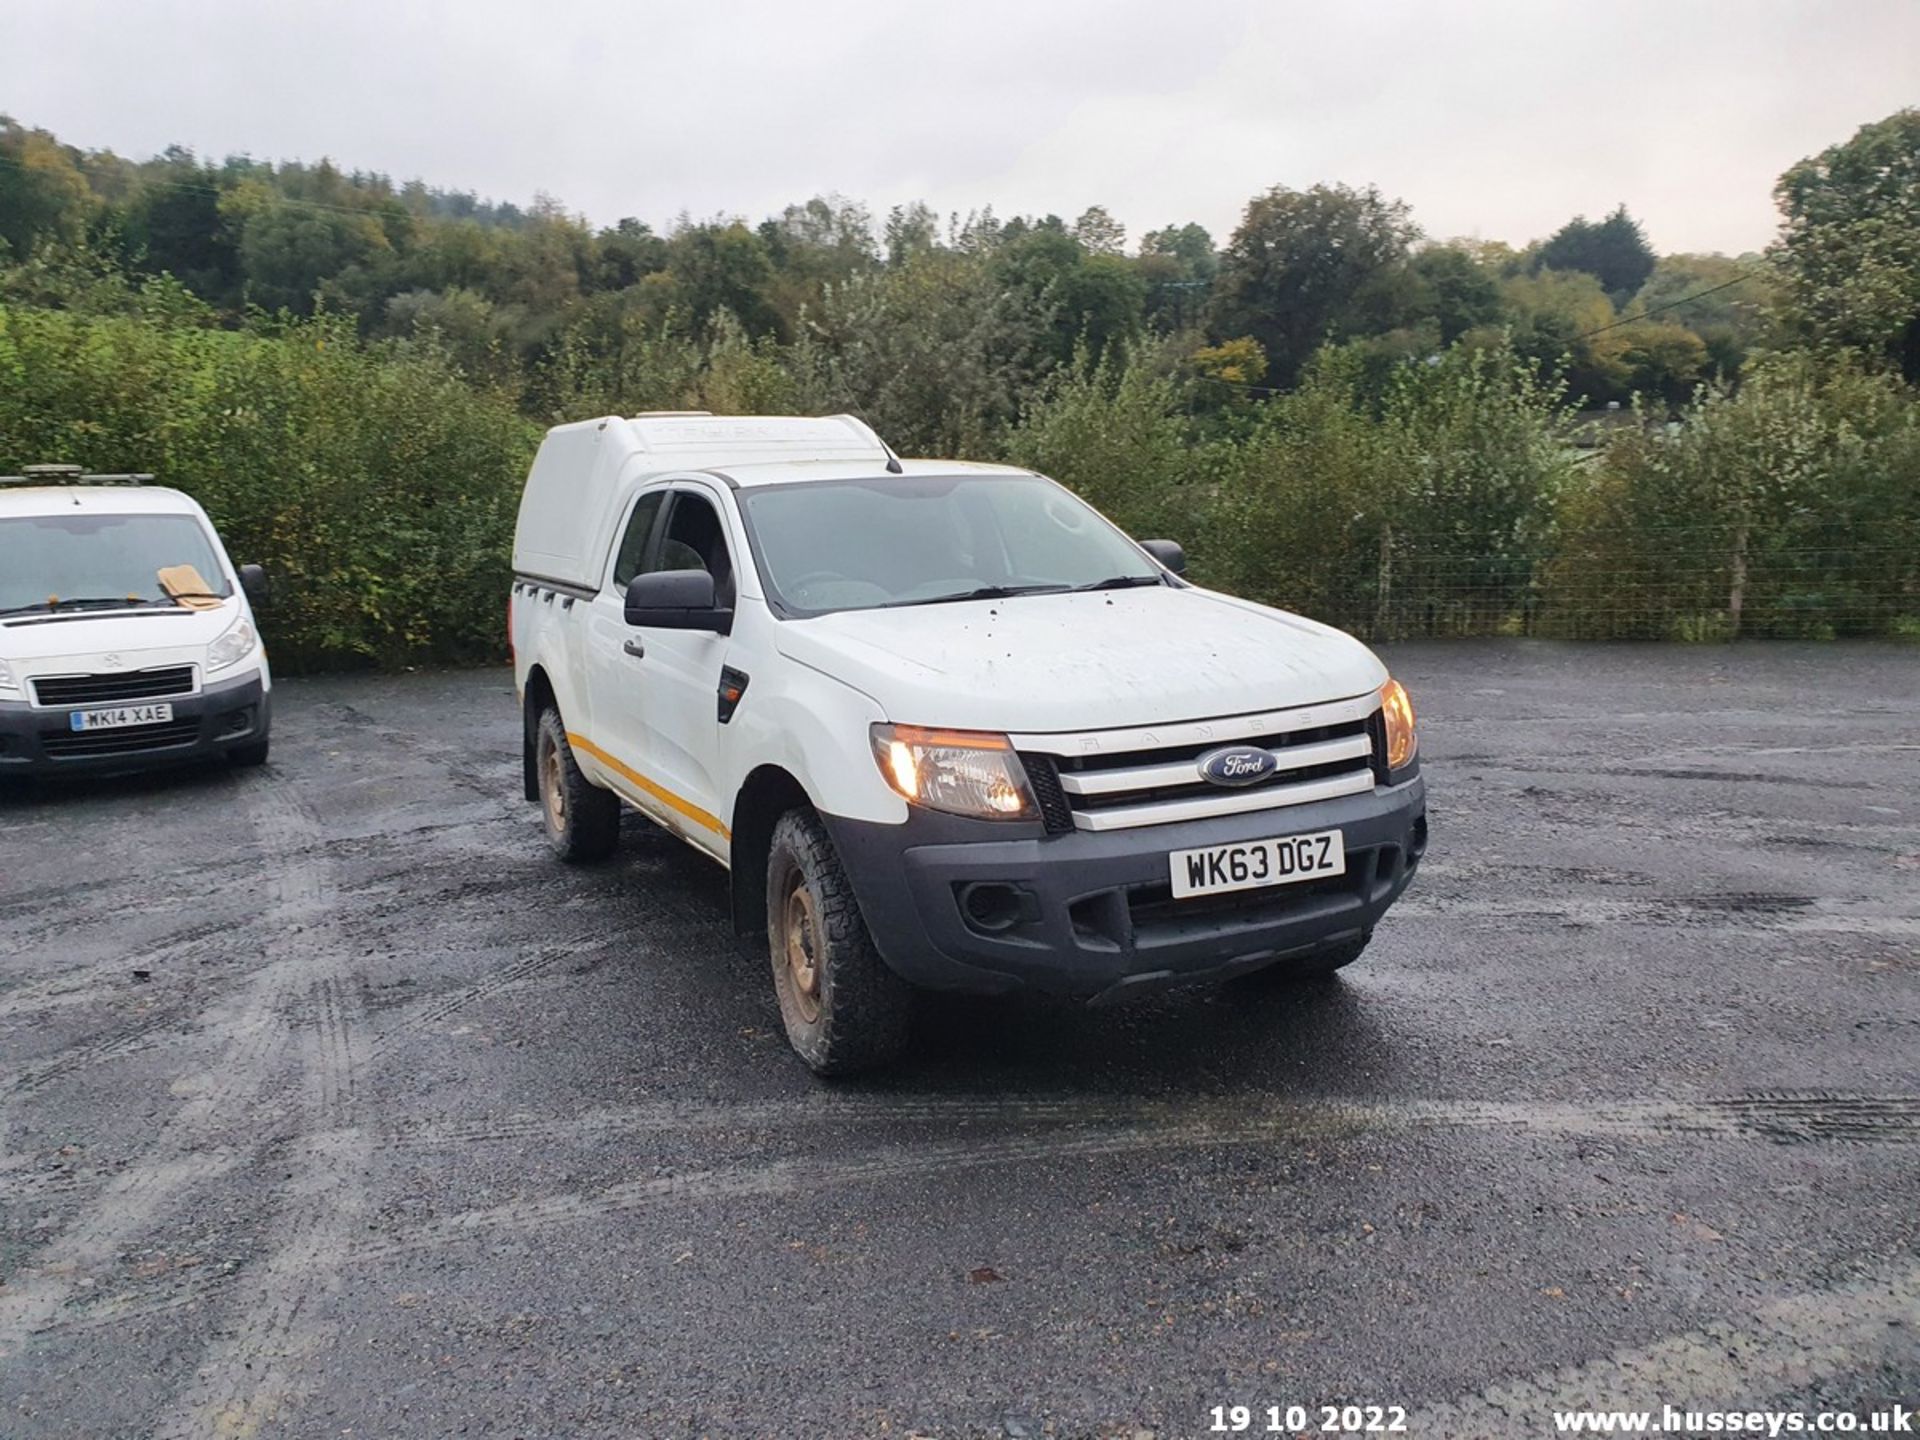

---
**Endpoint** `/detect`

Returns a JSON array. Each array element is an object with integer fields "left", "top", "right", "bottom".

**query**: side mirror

[
  {"left": 625, "top": 569, "right": 732, "bottom": 634},
  {"left": 1139, "top": 539, "right": 1186, "bottom": 576},
  {"left": 238, "top": 564, "right": 269, "bottom": 606}
]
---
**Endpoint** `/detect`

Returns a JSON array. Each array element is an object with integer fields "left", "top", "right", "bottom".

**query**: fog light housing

[{"left": 957, "top": 882, "right": 1039, "bottom": 934}]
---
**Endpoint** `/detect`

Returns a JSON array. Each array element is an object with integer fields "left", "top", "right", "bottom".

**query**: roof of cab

[
  {"left": 0, "top": 484, "right": 204, "bottom": 519},
  {"left": 713, "top": 457, "right": 1034, "bottom": 488}
]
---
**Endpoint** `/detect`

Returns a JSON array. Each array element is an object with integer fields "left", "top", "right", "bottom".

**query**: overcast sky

[{"left": 5, "top": 1, "right": 1915, "bottom": 256}]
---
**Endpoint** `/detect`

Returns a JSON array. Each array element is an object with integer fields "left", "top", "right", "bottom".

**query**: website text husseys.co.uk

[{"left": 1553, "top": 1404, "right": 1914, "bottom": 1435}]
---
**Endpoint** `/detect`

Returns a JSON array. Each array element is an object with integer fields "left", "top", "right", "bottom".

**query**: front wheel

[
  {"left": 765, "top": 809, "right": 912, "bottom": 1076},
  {"left": 535, "top": 708, "right": 620, "bottom": 862}
]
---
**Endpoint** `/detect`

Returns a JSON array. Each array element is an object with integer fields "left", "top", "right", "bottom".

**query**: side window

[
  {"left": 645, "top": 492, "right": 736, "bottom": 606},
  {"left": 611, "top": 491, "right": 667, "bottom": 590}
]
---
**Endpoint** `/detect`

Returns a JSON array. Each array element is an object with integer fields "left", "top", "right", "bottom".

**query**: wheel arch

[
  {"left": 729, "top": 764, "right": 814, "bottom": 935},
  {"left": 522, "top": 664, "right": 557, "bottom": 802}
]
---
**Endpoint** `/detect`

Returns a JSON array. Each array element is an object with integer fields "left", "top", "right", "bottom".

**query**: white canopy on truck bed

[{"left": 512, "top": 412, "right": 891, "bottom": 589}]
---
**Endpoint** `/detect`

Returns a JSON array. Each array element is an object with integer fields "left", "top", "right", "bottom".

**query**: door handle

[{"left": 623, "top": 638, "right": 646, "bottom": 659}]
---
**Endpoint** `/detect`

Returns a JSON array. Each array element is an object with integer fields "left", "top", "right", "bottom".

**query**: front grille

[
  {"left": 32, "top": 665, "right": 196, "bottom": 708},
  {"left": 1126, "top": 867, "right": 1361, "bottom": 934},
  {"left": 1066, "top": 842, "right": 1406, "bottom": 951},
  {"left": 40, "top": 716, "right": 201, "bottom": 758},
  {"left": 1016, "top": 696, "right": 1385, "bottom": 832}
]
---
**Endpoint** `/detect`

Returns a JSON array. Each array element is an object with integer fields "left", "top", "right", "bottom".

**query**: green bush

[{"left": 0, "top": 303, "right": 538, "bottom": 669}]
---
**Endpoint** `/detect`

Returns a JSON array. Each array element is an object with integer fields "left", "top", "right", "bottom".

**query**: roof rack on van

[{"left": 0, "top": 465, "right": 155, "bottom": 488}]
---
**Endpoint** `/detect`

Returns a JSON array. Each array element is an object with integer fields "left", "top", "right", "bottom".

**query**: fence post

[
  {"left": 1728, "top": 519, "right": 1749, "bottom": 640},
  {"left": 1374, "top": 522, "right": 1394, "bottom": 642}
]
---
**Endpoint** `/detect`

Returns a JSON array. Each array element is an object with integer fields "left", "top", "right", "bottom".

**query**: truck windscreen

[{"left": 737, "top": 474, "right": 1162, "bottom": 616}]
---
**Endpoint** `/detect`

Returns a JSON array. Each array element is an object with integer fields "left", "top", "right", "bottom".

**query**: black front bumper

[
  {"left": 824, "top": 776, "right": 1427, "bottom": 1002},
  {"left": 0, "top": 671, "right": 270, "bottom": 777}
]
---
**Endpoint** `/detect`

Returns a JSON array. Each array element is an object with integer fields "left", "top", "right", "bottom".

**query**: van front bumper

[
  {"left": 823, "top": 776, "right": 1426, "bottom": 1002},
  {"left": 0, "top": 671, "right": 270, "bottom": 777}
]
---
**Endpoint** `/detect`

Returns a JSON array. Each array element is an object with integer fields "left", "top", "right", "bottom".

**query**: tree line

[{"left": 0, "top": 107, "right": 1914, "bottom": 666}]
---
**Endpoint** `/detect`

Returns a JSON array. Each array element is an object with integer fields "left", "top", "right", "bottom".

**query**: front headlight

[
  {"left": 0, "top": 658, "right": 17, "bottom": 695},
  {"left": 1379, "top": 678, "right": 1417, "bottom": 772},
  {"left": 207, "top": 616, "right": 258, "bottom": 674},
  {"left": 870, "top": 723, "right": 1038, "bottom": 821}
]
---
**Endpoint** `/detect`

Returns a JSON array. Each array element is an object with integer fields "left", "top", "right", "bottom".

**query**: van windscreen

[{"left": 0, "top": 512, "right": 231, "bottom": 613}]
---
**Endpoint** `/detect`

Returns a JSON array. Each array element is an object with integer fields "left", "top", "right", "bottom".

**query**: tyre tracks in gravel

[
  {"left": 330, "top": 1091, "right": 1920, "bottom": 1270},
  {"left": 34, "top": 1088, "right": 1920, "bottom": 1340},
  {"left": 146, "top": 706, "right": 531, "bottom": 1437},
  {"left": 0, "top": 768, "right": 360, "bottom": 1412},
  {"left": 1410, "top": 1260, "right": 1920, "bottom": 1437}
]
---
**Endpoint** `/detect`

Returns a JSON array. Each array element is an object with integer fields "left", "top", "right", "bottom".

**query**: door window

[
  {"left": 646, "top": 492, "right": 735, "bottom": 607},
  {"left": 611, "top": 491, "right": 668, "bottom": 590}
]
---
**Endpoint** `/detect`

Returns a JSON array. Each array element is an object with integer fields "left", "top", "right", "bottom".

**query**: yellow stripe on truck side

[{"left": 566, "top": 732, "right": 732, "bottom": 841}]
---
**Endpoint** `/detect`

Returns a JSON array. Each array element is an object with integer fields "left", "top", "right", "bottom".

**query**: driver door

[
  {"left": 622, "top": 486, "right": 738, "bottom": 856},
  {"left": 583, "top": 487, "right": 668, "bottom": 798}
]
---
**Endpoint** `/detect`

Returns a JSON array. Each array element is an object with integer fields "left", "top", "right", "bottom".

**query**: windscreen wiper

[
  {"left": 0, "top": 596, "right": 158, "bottom": 616},
  {"left": 1070, "top": 574, "right": 1166, "bottom": 592},
  {"left": 882, "top": 583, "right": 1072, "bottom": 608}
]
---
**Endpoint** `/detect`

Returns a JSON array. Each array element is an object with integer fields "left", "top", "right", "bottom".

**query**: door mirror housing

[
  {"left": 625, "top": 569, "right": 732, "bottom": 634},
  {"left": 237, "top": 563, "right": 269, "bottom": 606},
  {"left": 1139, "top": 539, "right": 1186, "bottom": 576}
]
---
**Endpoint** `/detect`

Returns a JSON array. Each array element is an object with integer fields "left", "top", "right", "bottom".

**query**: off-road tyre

[
  {"left": 765, "top": 808, "right": 912, "bottom": 1076},
  {"left": 535, "top": 707, "right": 620, "bottom": 862}
]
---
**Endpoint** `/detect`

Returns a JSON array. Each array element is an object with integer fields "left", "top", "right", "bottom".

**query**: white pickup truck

[{"left": 509, "top": 414, "right": 1426, "bottom": 1073}]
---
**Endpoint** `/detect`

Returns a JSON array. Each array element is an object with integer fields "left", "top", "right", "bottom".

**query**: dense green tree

[
  {"left": 231, "top": 193, "right": 393, "bottom": 315},
  {"left": 657, "top": 218, "right": 781, "bottom": 338},
  {"left": 594, "top": 218, "right": 668, "bottom": 290},
  {"left": 883, "top": 202, "right": 940, "bottom": 265},
  {"left": 0, "top": 119, "right": 93, "bottom": 258},
  {"left": 1535, "top": 205, "right": 1656, "bottom": 302},
  {"left": 1071, "top": 205, "right": 1126, "bottom": 256},
  {"left": 1772, "top": 107, "right": 1920, "bottom": 380},
  {"left": 992, "top": 226, "right": 1143, "bottom": 365},
  {"left": 111, "top": 149, "right": 243, "bottom": 304},
  {"left": 1408, "top": 245, "right": 1503, "bottom": 345},
  {"left": 1138, "top": 222, "right": 1216, "bottom": 329},
  {"left": 758, "top": 195, "right": 876, "bottom": 330},
  {"left": 1208, "top": 183, "right": 1419, "bottom": 387},
  {"left": 1633, "top": 253, "right": 1773, "bottom": 380}
]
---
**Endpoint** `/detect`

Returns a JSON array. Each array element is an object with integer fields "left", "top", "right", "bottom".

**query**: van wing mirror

[
  {"left": 625, "top": 569, "right": 731, "bottom": 634},
  {"left": 238, "top": 564, "right": 269, "bottom": 605},
  {"left": 1139, "top": 539, "right": 1186, "bottom": 576}
]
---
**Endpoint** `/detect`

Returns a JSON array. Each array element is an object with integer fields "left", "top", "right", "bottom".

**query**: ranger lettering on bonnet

[{"left": 509, "top": 413, "right": 1427, "bottom": 1075}]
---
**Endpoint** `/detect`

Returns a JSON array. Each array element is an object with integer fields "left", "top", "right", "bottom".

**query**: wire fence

[{"left": 1242, "top": 528, "right": 1920, "bottom": 643}]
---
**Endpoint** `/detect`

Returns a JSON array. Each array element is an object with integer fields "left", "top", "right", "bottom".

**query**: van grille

[
  {"left": 32, "top": 666, "right": 196, "bottom": 708},
  {"left": 1015, "top": 694, "right": 1384, "bottom": 832},
  {"left": 40, "top": 716, "right": 202, "bottom": 759}
]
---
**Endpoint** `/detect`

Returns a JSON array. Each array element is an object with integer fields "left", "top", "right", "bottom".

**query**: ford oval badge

[{"left": 1197, "top": 744, "right": 1277, "bottom": 788}]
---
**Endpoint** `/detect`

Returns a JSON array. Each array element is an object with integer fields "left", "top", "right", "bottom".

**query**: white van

[
  {"left": 510, "top": 415, "right": 1426, "bottom": 1073},
  {"left": 0, "top": 467, "right": 271, "bottom": 777}
]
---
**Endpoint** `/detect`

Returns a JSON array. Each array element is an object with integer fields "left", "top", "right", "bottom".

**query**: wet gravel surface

[{"left": 1, "top": 641, "right": 1916, "bottom": 1439}]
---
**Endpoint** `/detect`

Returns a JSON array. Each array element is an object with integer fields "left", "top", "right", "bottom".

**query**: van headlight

[
  {"left": 207, "top": 616, "right": 258, "bottom": 674},
  {"left": 1379, "top": 678, "right": 1417, "bottom": 773},
  {"left": 870, "top": 723, "right": 1038, "bottom": 821},
  {"left": 0, "top": 659, "right": 17, "bottom": 695}
]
